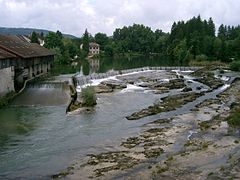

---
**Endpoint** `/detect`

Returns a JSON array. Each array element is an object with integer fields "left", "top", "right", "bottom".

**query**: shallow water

[
  {"left": 0, "top": 86, "right": 161, "bottom": 179},
  {"left": 0, "top": 69, "right": 238, "bottom": 179}
]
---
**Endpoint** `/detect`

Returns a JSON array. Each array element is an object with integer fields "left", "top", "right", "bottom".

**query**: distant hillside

[{"left": 0, "top": 27, "right": 77, "bottom": 39}]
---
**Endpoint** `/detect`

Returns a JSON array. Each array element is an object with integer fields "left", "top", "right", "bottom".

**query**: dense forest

[{"left": 38, "top": 15, "right": 240, "bottom": 70}]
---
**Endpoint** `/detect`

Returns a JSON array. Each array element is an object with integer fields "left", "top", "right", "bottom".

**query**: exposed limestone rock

[
  {"left": 127, "top": 92, "right": 204, "bottom": 120},
  {"left": 101, "top": 80, "right": 127, "bottom": 89},
  {"left": 94, "top": 84, "right": 113, "bottom": 93}
]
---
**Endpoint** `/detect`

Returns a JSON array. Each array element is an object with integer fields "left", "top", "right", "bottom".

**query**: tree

[
  {"left": 63, "top": 38, "right": 79, "bottom": 58},
  {"left": 218, "top": 24, "right": 227, "bottom": 40},
  {"left": 213, "top": 38, "right": 222, "bottom": 59},
  {"left": 82, "top": 29, "right": 89, "bottom": 53},
  {"left": 30, "top": 31, "right": 39, "bottom": 44},
  {"left": 56, "top": 30, "right": 63, "bottom": 39},
  {"left": 82, "top": 60, "right": 90, "bottom": 75},
  {"left": 173, "top": 39, "right": 189, "bottom": 64},
  {"left": 59, "top": 50, "right": 71, "bottom": 65},
  {"left": 40, "top": 32, "right": 44, "bottom": 39},
  {"left": 104, "top": 43, "right": 114, "bottom": 56},
  {"left": 94, "top": 33, "right": 109, "bottom": 50},
  {"left": 44, "top": 31, "right": 64, "bottom": 51},
  {"left": 112, "top": 24, "right": 155, "bottom": 53},
  {"left": 207, "top": 17, "right": 215, "bottom": 37}
]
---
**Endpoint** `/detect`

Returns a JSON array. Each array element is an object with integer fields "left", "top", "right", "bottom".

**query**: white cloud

[{"left": 0, "top": 0, "right": 239, "bottom": 37}]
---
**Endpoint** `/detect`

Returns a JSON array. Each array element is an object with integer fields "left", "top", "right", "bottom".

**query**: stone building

[
  {"left": 0, "top": 49, "right": 16, "bottom": 96},
  {"left": 0, "top": 35, "right": 55, "bottom": 96},
  {"left": 89, "top": 42, "right": 100, "bottom": 55}
]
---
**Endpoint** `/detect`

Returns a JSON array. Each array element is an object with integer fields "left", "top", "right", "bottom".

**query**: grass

[
  {"left": 227, "top": 108, "right": 240, "bottom": 127},
  {"left": 229, "top": 60, "right": 240, "bottom": 72},
  {"left": 81, "top": 86, "right": 97, "bottom": 107},
  {"left": 199, "top": 121, "right": 211, "bottom": 130},
  {"left": 234, "top": 140, "right": 239, "bottom": 144},
  {"left": 189, "top": 60, "right": 227, "bottom": 68}
]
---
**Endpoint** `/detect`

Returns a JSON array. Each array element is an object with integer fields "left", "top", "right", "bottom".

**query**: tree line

[{"left": 33, "top": 15, "right": 240, "bottom": 68}]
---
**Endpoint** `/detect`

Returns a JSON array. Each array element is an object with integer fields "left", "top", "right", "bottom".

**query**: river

[
  {"left": 0, "top": 56, "right": 236, "bottom": 179},
  {"left": 1, "top": 56, "right": 179, "bottom": 179},
  {"left": 0, "top": 83, "right": 164, "bottom": 179}
]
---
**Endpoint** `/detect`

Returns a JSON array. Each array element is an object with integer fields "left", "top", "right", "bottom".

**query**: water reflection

[
  {"left": 0, "top": 107, "right": 37, "bottom": 148},
  {"left": 89, "top": 59, "right": 100, "bottom": 73},
  {"left": 58, "top": 55, "right": 185, "bottom": 76},
  {"left": 94, "top": 55, "right": 185, "bottom": 74},
  {"left": 82, "top": 60, "right": 90, "bottom": 75}
]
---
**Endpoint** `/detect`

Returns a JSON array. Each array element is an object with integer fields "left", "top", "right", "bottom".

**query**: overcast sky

[{"left": 0, "top": 0, "right": 240, "bottom": 37}]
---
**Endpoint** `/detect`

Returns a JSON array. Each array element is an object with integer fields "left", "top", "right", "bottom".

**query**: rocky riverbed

[{"left": 57, "top": 67, "right": 240, "bottom": 179}]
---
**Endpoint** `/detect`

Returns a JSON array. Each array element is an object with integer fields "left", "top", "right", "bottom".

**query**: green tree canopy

[
  {"left": 82, "top": 29, "right": 90, "bottom": 53},
  {"left": 44, "top": 31, "right": 64, "bottom": 51},
  {"left": 30, "top": 31, "right": 39, "bottom": 44},
  {"left": 94, "top": 33, "right": 109, "bottom": 50}
]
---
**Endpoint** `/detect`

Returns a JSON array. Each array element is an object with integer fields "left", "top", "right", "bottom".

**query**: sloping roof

[
  {"left": 0, "top": 35, "right": 55, "bottom": 58},
  {"left": 89, "top": 42, "right": 99, "bottom": 48},
  {"left": 0, "top": 48, "right": 16, "bottom": 59}
]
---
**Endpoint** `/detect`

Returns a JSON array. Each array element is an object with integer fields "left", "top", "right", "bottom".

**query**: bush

[
  {"left": 189, "top": 60, "right": 227, "bottom": 67},
  {"left": 229, "top": 61, "right": 240, "bottom": 72},
  {"left": 195, "top": 54, "right": 208, "bottom": 62},
  {"left": 227, "top": 108, "right": 240, "bottom": 127},
  {"left": 81, "top": 86, "right": 97, "bottom": 107}
]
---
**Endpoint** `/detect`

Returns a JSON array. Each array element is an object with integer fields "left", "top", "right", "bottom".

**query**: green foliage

[
  {"left": 229, "top": 60, "right": 240, "bottom": 71},
  {"left": 59, "top": 50, "right": 71, "bottom": 65},
  {"left": 172, "top": 39, "right": 189, "bottom": 64},
  {"left": 30, "top": 31, "right": 39, "bottom": 44},
  {"left": 50, "top": 61, "right": 80, "bottom": 76},
  {"left": 167, "top": 16, "right": 240, "bottom": 63},
  {"left": 81, "top": 86, "right": 97, "bottom": 107},
  {"left": 189, "top": 60, "right": 227, "bottom": 67},
  {"left": 82, "top": 60, "right": 90, "bottom": 75},
  {"left": 43, "top": 17, "right": 240, "bottom": 69},
  {"left": 227, "top": 108, "right": 240, "bottom": 127},
  {"left": 82, "top": 29, "right": 90, "bottom": 53},
  {"left": 195, "top": 54, "right": 208, "bottom": 61},
  {"left": 44, "top": 31, "right": 64, "bottom": 51},
  {"left": 44, "top": 31, "right": 80, "bottom": 65},
  {"left": 104, "top": 43, "right": 114, "bottom": 56},
  {"left": 113, "top": 24, "right": 157, "bottom": 53},
  {"left": 63, "top": 38, "right": 79, "bottom": 58},
  {"left": 94, "top": 33, "right": 109, "bottom": 50}
]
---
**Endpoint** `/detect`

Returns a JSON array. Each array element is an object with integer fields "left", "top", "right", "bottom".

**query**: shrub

[
  {"left": 229, "top": 61, "right": 240, "bottom": 72},
  {"left": 189, "top": 60, "right": 227, "bottom": 67},
  {"left": 81, "top": 86, "right": 97, "bottom": 107},
  {"left": 227, "top": 108, "right": 240, "bottom": 127},
  {"left": 195, "top": 54, "right": 208, "bottom": 62}
]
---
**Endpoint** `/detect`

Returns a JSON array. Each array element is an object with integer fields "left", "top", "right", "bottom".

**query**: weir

[
  {"left": 11, "top": 82, "right": 69, "bottom": 106},
  {"left": 75, "top": 66, "right": 202, "bottom": 86}
]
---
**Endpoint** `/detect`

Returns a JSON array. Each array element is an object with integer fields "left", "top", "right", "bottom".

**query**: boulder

[
  {"left": 182, "top": 87, "right": 193, "bottom": 92},
  {"left": 101, "top": 80, "right": 127, "bottom": 89},
  {"left": 94, "top": 85, "right": 113, "bottom": 93}
]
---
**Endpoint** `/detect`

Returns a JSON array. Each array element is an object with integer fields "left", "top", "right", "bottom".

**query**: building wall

[
  {"left": 26, "top": 56, "right": 53, "bottom": 79},
  {"left": 89, "top": 46, "right": 100, "bottom": 54},
  {"left": 0, "top": 66, "right": 15, "bottom": 96}
]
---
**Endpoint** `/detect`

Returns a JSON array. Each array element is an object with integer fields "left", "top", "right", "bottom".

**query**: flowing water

[
  {"left": 0, "top": 79, "right": 164, "bottom": 179},
  {"left": 0, "top": 58, "right": 238, "bottom": 179}
]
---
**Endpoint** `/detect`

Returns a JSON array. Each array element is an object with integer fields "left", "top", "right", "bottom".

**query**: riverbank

[{"left": 53, "top": 67, "right": 240, "bottom": 179}]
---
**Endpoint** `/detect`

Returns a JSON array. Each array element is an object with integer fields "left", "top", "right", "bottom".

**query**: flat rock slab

[{"left": 101, "top": 80, "right": 127, "bottom": 89}]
